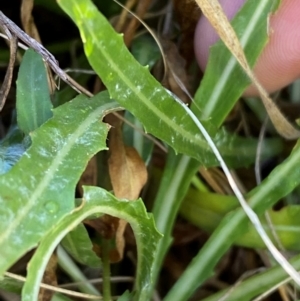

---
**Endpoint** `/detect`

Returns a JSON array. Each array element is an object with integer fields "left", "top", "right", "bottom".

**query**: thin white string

[{"left": 167, "top": 89, "right": 300, "bottom": 285}]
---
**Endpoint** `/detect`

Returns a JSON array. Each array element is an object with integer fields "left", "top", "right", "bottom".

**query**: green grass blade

[
  {"left": 181, "top": 190, "right": 300, "bottom": 250},
  {"left": 16, "top": 49, "right": 53, "bottom": 134},
  {"left": 22, "top": 187, "right": 162, "bottom": 301},
  {"left": 151, "top": 153, "right": 200, "bottom": 289},
  {"left": 164, "top": 140, "right": 300, "bottom": 301},
  {"left": 202, "top": 253, "right": 300, "bottom": 301},
  {"left": 0, "top": 92, "right": 120, "bottom": 275},
  {"left": 57, "top": 245, "right": 100, "bottom": 296},
  {"left": 57, "top": 0, "right": 282, "bottom": 168}
]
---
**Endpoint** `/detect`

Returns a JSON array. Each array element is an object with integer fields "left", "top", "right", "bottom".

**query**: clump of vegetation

[{"left": 0, "top": 1, "right": 300, "bottom": 300}]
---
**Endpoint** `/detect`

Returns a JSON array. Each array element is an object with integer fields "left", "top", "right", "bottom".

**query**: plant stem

[{"left": 101, "top": 238, "right": 112, "bottom": 301}]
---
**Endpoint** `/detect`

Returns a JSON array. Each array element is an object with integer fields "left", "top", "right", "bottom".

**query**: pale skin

[{"left": 194, "top": 0, "right": 300, "bottom": 96}]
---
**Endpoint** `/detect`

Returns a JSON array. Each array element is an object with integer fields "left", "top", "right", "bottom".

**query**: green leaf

[
  {"left": 51, "top": 294, "right": 73, "bottom": 301},
  {"left": 181, "top": 189, "right": 300, "bottom": 250},
  {"left": 164, "top": 140, "right": 300, "bottom": 301},
  {"left": 131, "top": 35, "right": 161, "bottom": 69},
  {"left": 193, "top": 0, "right": 280, "bottom": 126},
  {"left": 202, "top": 253, "right": 300, "bottom": 301},
  {"left": 16, "top": 49, "right": 53, "bottom": 134},
  {"left": 22, "top": 187, "right": 162, "bottom": 301},
  {"left": 0, "top": 91, "right": 120, "bottom": 275},
  {"left": 61, "top": 223, "right": 102, "bottom": 267},
  {"left": 122, "top": 111, "right": 154, "bottom": 164},
  {"left": 0, "top": 277, "right": 23, "bottom": 295},
  {"left": 117, "top": 290, "right": 132, "bottom": 301},
  {"left": 57, "top": 0, "right": 282, "bottom": 168},
  {"left": 151, "top": 152, "right": 200, "bottom": 287},
  {"left": 56, "top": 245, "right": 100, "bottom": 296}
]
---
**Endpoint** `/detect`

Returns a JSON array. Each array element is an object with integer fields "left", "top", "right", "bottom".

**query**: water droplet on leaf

[{"left": 44, "top": 201, "right": 59, "bottom": 213}]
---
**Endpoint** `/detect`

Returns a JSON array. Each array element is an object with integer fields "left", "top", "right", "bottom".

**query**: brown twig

[
  {"left": 0, "top": 11, "right": 92, "bottom": 97},
  {"left": 0, "top": 11, "right": 168, "bottom": 153}
]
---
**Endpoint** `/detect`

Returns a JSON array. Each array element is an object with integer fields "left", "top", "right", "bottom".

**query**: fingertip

[
  {"left": 194, "top": 0, "right": 300, "bottom": 97},
  {"left": 194, "top": 0, "right": 245, "bottom": 71},
  {"left": 245, "top": 0, "right": 300, "bottom": 96}
]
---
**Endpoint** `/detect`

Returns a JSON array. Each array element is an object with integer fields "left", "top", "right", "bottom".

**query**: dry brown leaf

[
  {"left": 194, "top": 0, "right": 300, "bottom": 139},
  {"left": 84, "top": 215, "right": 122, "bottom": 262},
  {"left": 107, "top": 114, "right": 148, "bottom": 201},
  {"left": 85, "top": 114, "right": 148, "bottom": 263},
  {"left": 106, "top": 115, "right": 147, "bottom": 262},
  {"left": 21, "top": 0, "right": 41, "bottom": 43},
  {"left": 108, "top": 143, "right": 148, "bottom": 200},
  {"left": 38, "top": 252, "right": 57, "bottom": 301},
  {"left": 85, "top": 215, "right": 119, "bottom": 240}
]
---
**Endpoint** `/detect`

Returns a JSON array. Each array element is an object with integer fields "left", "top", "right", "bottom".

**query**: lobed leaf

[
  {"left": 57, "top": 0, "right": 282, "bottom": 168},
  {"left": 0, "top": 91, "right": 120, "bottom": 275},
  {"left": 23, "top": 186, "right": 162, "bottom": 301}
]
